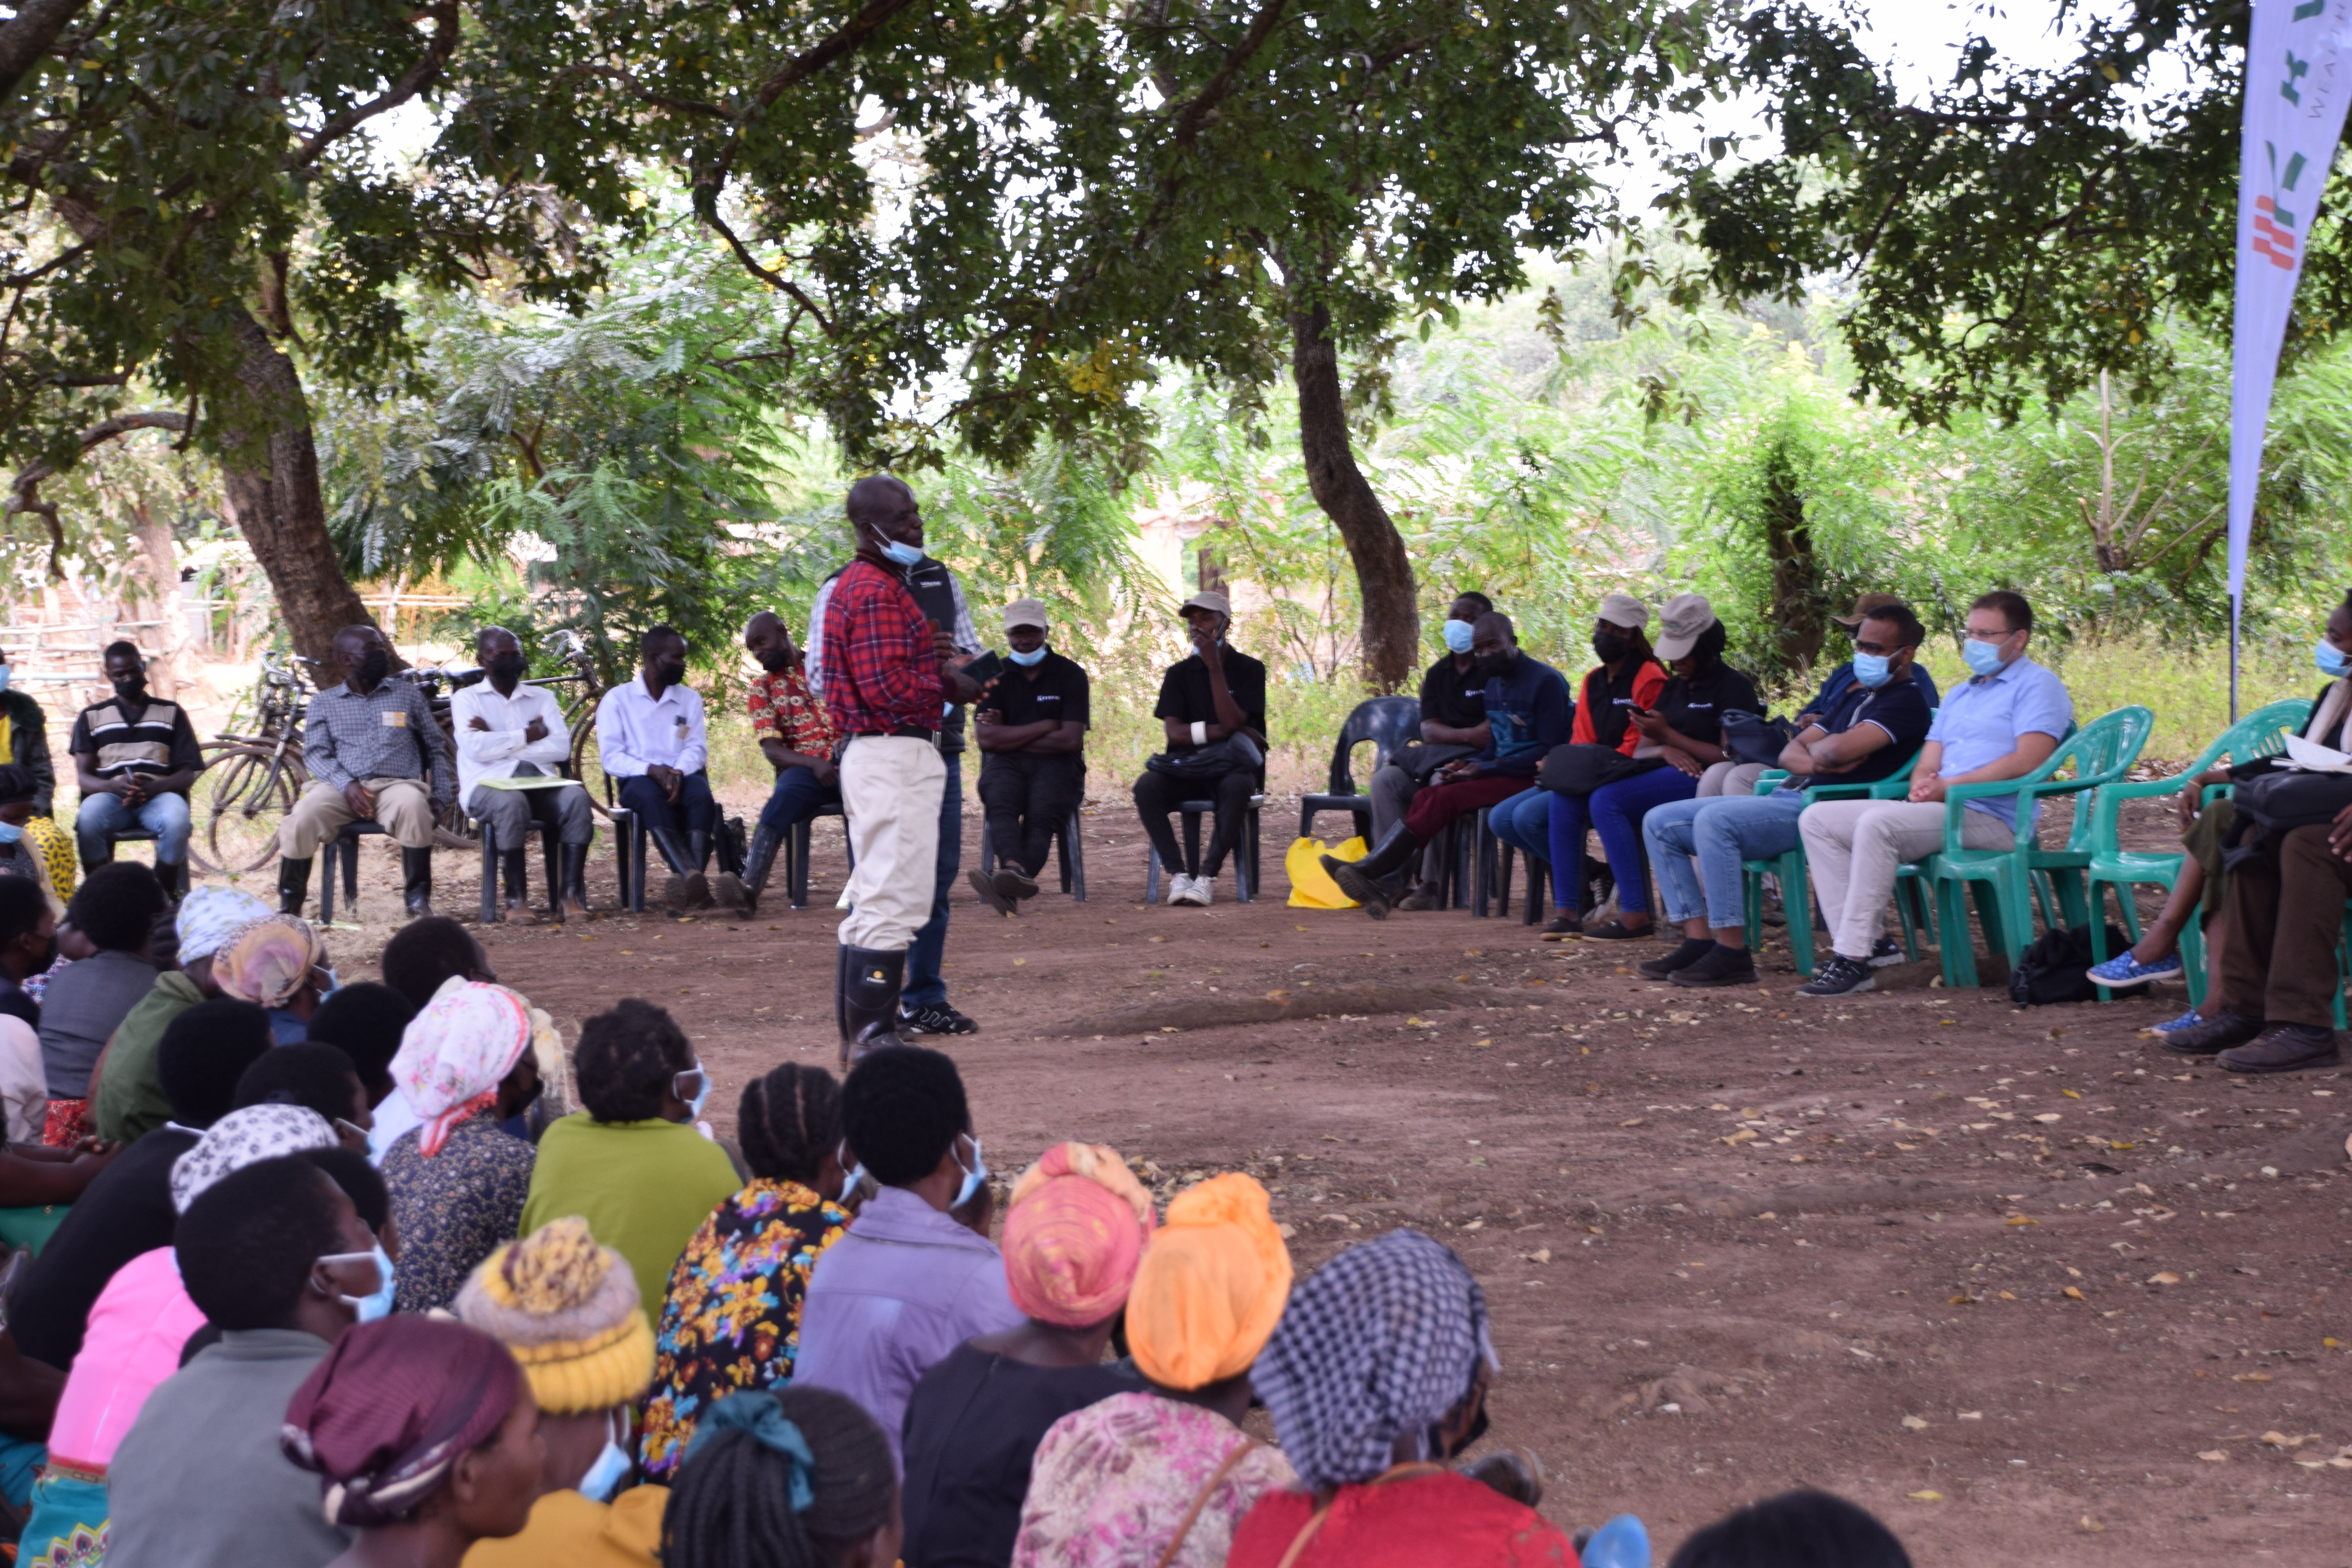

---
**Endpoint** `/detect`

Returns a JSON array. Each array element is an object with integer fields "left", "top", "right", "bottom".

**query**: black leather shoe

[
  {"left": 1637, "top": 938, "right": 1715, "bottom": 979},
  {"left": 967, "top": 868, "right": 1016, "bottom": 916},
  {"left": 1671, "top": 944, "right": 1760, "bottom": 989},
  {"left": 2161, "top": 1007, "right": 2263, "bottom": 1057},
  {"left": 2218, "top": 1023, "right": 2339, "bottom": 1074}
]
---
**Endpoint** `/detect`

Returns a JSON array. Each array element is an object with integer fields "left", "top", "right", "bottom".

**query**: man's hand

[
  {"left": 2329, "top": 800, "right": 2352, "bottom": 860},
  {"left": 1795, "top": 711, "right": 1822, "bottom": 731},
  {"left": 117, "top": 778, "right": 147, "bottom": 806},
  {"left": 649, "top": 763, "right": 681, "bottom": 804},
  {"left": 523, "top": 715, "right": 549, "bottom": 744},
  {"left": 815, "top": 759, "right": 839, "bottom": 788},
  {"left": 1909, "top": 774, "right": 1948, "bottom": 804},
  {"left": 976, "top": 708, "right": 1002, "bottom": 728},
  {"left": 467, "top": 714, "right": 492, "bottom": 732},
  {"left": 343, "top": 781, "right": 377, "bottom": 819},
  {"left": 1439, "top": 759, "right": 1485, "bottom": 782},
  {"left": 1662, "top": 746, "right": 1702, "bottom": 777},
  {"left": 932, "top": 625, "right": 961, "bottom": 666}
]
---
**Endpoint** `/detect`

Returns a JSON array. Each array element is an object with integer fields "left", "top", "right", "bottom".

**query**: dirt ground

[{"left": 246, "top": 787, "right": 2350, "bottom": 1566}]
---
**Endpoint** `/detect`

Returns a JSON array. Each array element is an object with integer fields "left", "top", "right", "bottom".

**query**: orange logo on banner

[{"left": 2254, "top": 196, "right": 2298, "bottom": 269}]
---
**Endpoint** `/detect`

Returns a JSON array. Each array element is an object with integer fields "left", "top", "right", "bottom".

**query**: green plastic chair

[
  {"left": 1914, "top": 706, "right": 2155, "bottom": 990},
  {"left": 1740, "top": 757, "right": 1927, "bottom": 978},
  {"left": 2082, "top": 699, "right": 2312, "bottom": 1005}
]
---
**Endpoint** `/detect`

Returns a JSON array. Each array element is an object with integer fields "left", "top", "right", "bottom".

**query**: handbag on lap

[{"left": 1537, "top": 742, "right": 1661, "bottom": 797}]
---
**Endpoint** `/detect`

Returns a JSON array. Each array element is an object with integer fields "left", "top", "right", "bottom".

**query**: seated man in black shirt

[
  {"left": 70, "top": 642, "right": 203, "bottom": 901},
  {"left": 1366, "top": 592, "right": 1493, "bottom": 911},
  {"left": 1134, "top": 592, "right": 1268, "bottom": 907},
  {"left": 969, "top": 599, "right": 1089, "bottom": 916}
]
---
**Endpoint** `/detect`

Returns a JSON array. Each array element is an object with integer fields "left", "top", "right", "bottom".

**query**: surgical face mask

[
  {"left": 0, "top": 823, "right": 20, "bottom": 846},
  {"left": 352, "top": 645, "right": 392, "bottom": 688},
  {"left": 1442, "top": 619, "right": 1475, "bottom": 655},
  {"left": 954, "top": 1134, "right": 988, "bottom": 1209},
  {"left": 1961, "top": 634, "right": 2010, "bottom": 679},
  {"left": 674, "top": 1063, "right": 710, "bottom": 1121},
  {"left": 484, "top": 653, "right": 528, "bottom": 684},
  {"left": 837, "top": 1141, "right": 867, "bottom": 1198},
  {"left": 1591, "top": 631, "right": 1631, "bottom": 665},
  {"left": 322, "top": 1243, "right": 397, "bottom": 1322},
  {"left": 754, "top": 645, "right": 794, "bottom": 673},
  {"left": 864, "top": 524, "right": 924, "bottom": 568},
  {"left": 2318, "top": 640, "right": 2352, "bottom": 679},
  {"left": 577, "top": 1411, "right": 633, "bottom": 1502},
  {"left": 1007, "top": 644, "right": 1047, "bottom": 667},
  {"left": 0, "top": 666, "right": 12, "bottom": 693},
  {"left": 1850, "top": 651, "right": 1895, "bottom": 689}
]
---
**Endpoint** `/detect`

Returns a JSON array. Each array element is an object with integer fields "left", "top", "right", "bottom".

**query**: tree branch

[
  {"left": 285, "top": 0, "right": 461, "bottom": 171},
  {"left": 0, "top": 0, "right": 91, "bottom": 107},
  {"left": 1168, "top": 0, "right": 1289, "bottom": 149},
  {"left": 701, "top": 209, "right": 837, "bottom": 336},
  {"left": 3, "top": 408, "right": 189, "bottom": 577}
]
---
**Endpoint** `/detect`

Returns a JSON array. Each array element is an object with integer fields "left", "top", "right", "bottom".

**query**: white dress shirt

[
  {"left": 449, "top": 681, "right": 574, "bottom": 802},
  {"left": 596, "top": 676, "right": 709, "bottom": 779}
]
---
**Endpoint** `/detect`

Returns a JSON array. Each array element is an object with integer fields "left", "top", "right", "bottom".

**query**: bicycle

[{"left": 192, "top": 652, "right": 316, "bottom": 875}]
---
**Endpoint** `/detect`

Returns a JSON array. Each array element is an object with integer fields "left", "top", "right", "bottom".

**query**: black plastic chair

[
  {"left": 318, "top": 819, "right": 387, "bottom": 926},
  {"left": 978, "top": 812, "right": 1087, "bottom": 902},
  {"left": 785, "top": 802, "right": 850, "bottom": 911},
  {"left": 474, "top": 809, "right": 569, "bottom": 925},
  {"left": 1145, "top": 795, "right": 1264, "bottom": 903},
  {"left": 1298, "top": 696, "right": 1422, "bottom": 842}
]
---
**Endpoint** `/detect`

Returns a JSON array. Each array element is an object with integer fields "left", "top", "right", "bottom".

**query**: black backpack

[{"left": 2007, "top": 922, "right": 2136, "bottom": 1007}]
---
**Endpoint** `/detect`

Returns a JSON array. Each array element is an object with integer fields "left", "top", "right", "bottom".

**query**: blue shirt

[
  {"left": 1806, "top": 659, "right": 1940, "bottom": 717},
  {"left": 1928, "top": 656, "right": 2073, "bottom": 829},
  {"left": 1476, "top": 655, "right": 1574, "bottom": 778}
]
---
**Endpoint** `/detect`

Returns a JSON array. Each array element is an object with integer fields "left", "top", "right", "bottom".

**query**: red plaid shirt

[
  {"left": 748, "top": 665, "right": 838, "bottom": 756},
  {"left": 821, "top": 559, "right": 944, "bottom": 735}
]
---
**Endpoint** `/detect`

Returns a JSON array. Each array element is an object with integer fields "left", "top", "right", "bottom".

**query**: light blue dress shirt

[{"left": 1928, "top": 655, "right": 2073, "bottom": 829}]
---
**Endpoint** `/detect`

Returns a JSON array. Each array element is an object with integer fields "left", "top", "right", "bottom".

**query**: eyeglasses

[{"left": 314, "top": 1249, "right": 386, "bottom": 1297}]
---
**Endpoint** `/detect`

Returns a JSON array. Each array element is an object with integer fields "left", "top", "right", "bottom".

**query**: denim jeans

[
  {"left": 1485, "top": 787, "right": 1551, "bottom": 866},
  {"left": 759, "top": 765, "right": 840, "bottom": 836},
  {"left": 1642, "top": 790, "right": 1807, "bottom": 930},
  {"left": 1548, "top": 766, "right": 1696, "bottom": 915},
  {"left": 904, "top": 753, "right": 962, "bottom": 1008},
  {"left": 75, "top": 789, "right": 191, "bottom": 866}
]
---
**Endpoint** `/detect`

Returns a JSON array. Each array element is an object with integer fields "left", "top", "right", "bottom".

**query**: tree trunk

[
  {"left": 125, "top": 499, "right": 185, "bottom": 698},
  {"left": 1289, "top": 298, "right": 1419, "bottom": 694},
  {"left": 1761, "top": 436, "right": 1827, "bottom": 678},
  {"left": 212, "top": 310, "right": 384, "bottom": 686}
]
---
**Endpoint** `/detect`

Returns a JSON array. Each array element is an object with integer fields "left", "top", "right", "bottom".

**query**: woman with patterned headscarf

[
  {"left": 898, "top": 1142, "right": 1155, "bottom": 1568},
  {"left": 1012, "top": 1172, "right": 1297, "bottom": 1568},
  {"left": 282, "top": 1316, "right": 544, "bottom": 1563},
  {"left": 1227, "top": 1229, "right": 1573, "bottom": 1568},
  {"left": 212, "top": 912, "right": 332, "bottom": 1044}
]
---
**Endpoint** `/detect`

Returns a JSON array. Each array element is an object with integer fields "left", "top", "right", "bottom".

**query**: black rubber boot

[
  {"left": 558, "top": 844, "right": 591, "bottom": 918},
  {"left": 838, "top": 945, "right": 909, "bottom": 1068},
  {"left": 155, "top": 860, "right": 187, "bottom": 904},
  {"left": 500, "top": 849, "right": 540, "bottom": 925},
  {"left": 719, "top": 824, "right": 780, "bottom": 914},
  {"left": 1323, "top": 824, "right": 1422, "bottom": 919},
  {"left": 686, "top": 831, "right": 717, "bottom": 907},
  {"left": 278, "top": 855, "right": 312, "bottom": 916},
  {"left": 401, "top": 847, "right": 435, "bottom": 919},
  {"left": 648, "top": 827, "right": 706, "bottom": 911}
]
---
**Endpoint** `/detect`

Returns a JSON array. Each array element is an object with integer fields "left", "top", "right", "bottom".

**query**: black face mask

[
  {"left": 754, "top": 646, "right": 794, "bottom": 673},
  {"left": 352, "top": 646, "right": 392, "bottom": 688},
  {"left": 1472, "top": 649, "right": 1517, "bottom": 682},
  {"left": 1592, "top": 631, "right": 1632, "bottom": 665},
  {"left": 652, "top": 658, "right": 688, "bottom": 687},
  {"left": 483, "top": 653, "right": 528, "bottom": 685},
  {"left": 109, "top": 675, "right": 147, "bottom": 705}
]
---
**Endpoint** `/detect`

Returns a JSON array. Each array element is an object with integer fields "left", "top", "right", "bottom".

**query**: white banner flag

[{"left": 2229, "top": 0, "right": 2352, "bottom": 606}]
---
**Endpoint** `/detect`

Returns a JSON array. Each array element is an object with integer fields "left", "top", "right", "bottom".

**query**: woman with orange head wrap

[
  {"left": 898, "top": 1142, "right": 1154, "bottom": 1568},
  {"left": 1010, "top": 1172, "right": 1298, "bottom": 1568}
]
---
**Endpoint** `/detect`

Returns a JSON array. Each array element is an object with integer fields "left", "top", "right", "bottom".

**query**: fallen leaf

[
  {"left": 2198, "top": 1450, "right": 2229, "bottom": 1462},
  {"left": 1901, "top": 1415, "right": 1928, "bottom": 1430},
  {"left": 2063, "top": 1286, "right": 2086, "bottom": 1301},
  {"left": 2236, "top": 1372, "right": 2274, "bottom": 1384},
  {"left": 1996, "top": 1291, "right": 2017, "bottom": 1301},
  {"left": 1619, "top": 1118, "right": 1646, "bottom": 1128},
  {"left": 1461, "top": 1219, "right": 1484, "bottom": 1232},
  {"left": 2033, "top": 1112, "right": 2062, "bottom": 1123},
  {"left": 1958, "top": 1410, "right": 1983, "bottom": 1421},
  {"left": 2147, "top": 1271, "right": 2182, "bottom": 1285},
  {"left": 1722, "top": 1129, "right": 1759, "bottom": 1145},
  {"left": 2062, "top": 1089, "right": 2082, "bottom": 1099},
  {"left": 1524, "top": 1248, "right": 1552, "bottom": 1263},
  {"left": 2005, "top": 1216, "right": 2038, "bottom": 1227},
  {"left": 2080, "top": 1516, "right": 2105, "bottom": 1534},
  {"left": 2260, "top": 1430, "right": 2298, "bottom": 1447},
  {"left": 1906, "top": 1490, "right": 1942, "bottom": 1503}
]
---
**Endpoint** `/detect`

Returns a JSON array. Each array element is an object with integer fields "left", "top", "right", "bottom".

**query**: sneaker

[
  {"left": 2087, "top": 949, "right": 2181, "bottom": 988},
  {"left": 967, "top": 868, "right": 1017, "bottom": 916},
  {"left": 2149, "top": 1007, "right": 2203, "bottom": 1040},
  {"left": 2160, "top": 1006, "right": 2263, "bottom": 1057},
  {"left": 1165, "top": 873, "right": 1204, "bottom": 907},
  {"left": 2219, "top": 1022, "right": 2341, "bottom": 1074},
  {"left": 1867, "top": 936, "right": 1908, "bottom": 969},
  {"left": 1192, "top": 875, "right": 1218, "bottom": 906},
  {"left": 1397, "top": 884, "right": 1443, "bottom": 912},
  {"left": 1637, "top": 938, "right": 1715, "bottom": 980},
  {"left": 1795, "top": 954, "right": 1876, "bottom": 997},
  {"left": 899, "top": 1001, "right": 979, "bottom": 1036},
  {"left": 1671, "top": 944, "right": 1760, "bottom": 989}
]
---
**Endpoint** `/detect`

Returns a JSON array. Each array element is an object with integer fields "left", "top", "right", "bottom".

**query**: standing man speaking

[{"left": 822, "top": 476, "right": 989, "bottom": 1065}]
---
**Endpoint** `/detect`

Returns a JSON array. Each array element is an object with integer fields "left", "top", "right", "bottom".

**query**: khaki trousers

[
  {"left": 838, "top": 735, "right": 946, "bottom": 953},
  {"left": 280, "top": 777, "right": 439, "bottom": 857},
  {"left": 1798, "top": 798, "right": 2014, "bottom": 961}
]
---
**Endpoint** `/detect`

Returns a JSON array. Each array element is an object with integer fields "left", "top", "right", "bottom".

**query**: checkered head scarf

[
  {"left": 1249, "top": 1229, "right": 1497, "bottom": 1492},
  {"left": 176, "top": 887, "right": 273, "bottom": 965},
  {"left": 169, "top": 1103, "right": 340, "bottom": 1214}
]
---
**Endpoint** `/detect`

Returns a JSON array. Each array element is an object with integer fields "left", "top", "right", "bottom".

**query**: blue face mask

[
  {"left": 675, "top": 1064, "right": 710, "bottom": 1122},
  {"left": 1850, "top": 651, "right": 1895, "bottom": 689},
  {"left": 1962, "top": 636, "right": 2009, "bottom": 679},
  {"left": 0, "top": 823, "right": 19, "bottom": 846},
  {"left": 1007, "top": 644, "right": 1047, "bottom": 667},
  {"left": 869, "top": 529, "right": 924, "bottom": 568},
  {"left": 2319, "top": 641, "right": 2352, "bottom": 679},
  {"left": 954, "top": 1135, "right": 988, "bottom": 1209},
  {"left": 0, "top": 666, "right": 11, "bottom": 693},
  {"left": 1442, "top": 619, "right": 1475, "bottom": 655},
  {"left": 327, "top": 1243, "right": 397, "bottom": 1323},
  {"left": 577, "top": 1412, "right": 633, "bottom": 1502}
]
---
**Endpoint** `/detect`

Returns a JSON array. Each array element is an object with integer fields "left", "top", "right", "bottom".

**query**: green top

[
  {"left": 519, "top": 1113, "right": 743, "bottom": 1325},
  {"left": 91, "top": 969, "right": 205, "bottom": 1145}
]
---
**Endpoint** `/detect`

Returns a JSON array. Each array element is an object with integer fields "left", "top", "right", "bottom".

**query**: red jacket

[{"left": 1570, "top": 660, "right": 1668, "bottom": 755}]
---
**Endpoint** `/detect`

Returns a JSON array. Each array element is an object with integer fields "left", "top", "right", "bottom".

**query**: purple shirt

[{"left": 791, "top": 1185, "right": 1022, "bottom": 1471}]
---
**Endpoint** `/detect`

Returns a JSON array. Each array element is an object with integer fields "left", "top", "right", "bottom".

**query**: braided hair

[
  {"left": 573, "top": 997, "right": 695, "bottom": 1123},
  {"left": 663, "top": 1387, "right": 897, "bottom": 1568},
  {"left": 739, "top": 1065, "right": 842, "bottom": 1186}
]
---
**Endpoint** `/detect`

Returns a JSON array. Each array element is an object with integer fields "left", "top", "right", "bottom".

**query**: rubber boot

[
  {"left": 686, "top": 831, "right": 718, "bottom": 908},
  {"left": 719, "top": 824, "right": 780, "bottom": 915},
  {"left": 834, "top": 943, "right": 851, "bottom": 1048},
  {"left": 838, "top": 945, "right": 909, "bottom": 1068},
  {"left": 1323, "top": 824, "right": 1421, "bottom": 918},
  {"left": 156, "top": 860, "right": 187, "bottom": 904},
  {"left": 401, "top": 846, "right": 435, "bottom": 919},
  {"left": 500, "top": 849, "right": 541, "bottom": 926},
  {"left": 278, "top": 855, "right": 312, "bottom": 916},
  {"left": 648, "top": 826, "right": 705, "bottom": 911},
  {"left": 558, "top": 844, "right": 592, "bottom": 919}
]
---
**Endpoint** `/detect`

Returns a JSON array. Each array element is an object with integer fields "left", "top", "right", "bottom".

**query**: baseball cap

[
  {"left": 1830, "top": 592, "right": 1907, "bottom": 629},
  {"left": 1003, "top": 597, "right": 1049, "bottom": 632},
  {"left": 1652, "top": 593, "right": 1719, "bottom": 661},
  {"left": 1595, "top": 592, "right": 1649, "bottom": 631},
  {"left": 1179, "top": 591, "right": 1230, "bottom": 617}
]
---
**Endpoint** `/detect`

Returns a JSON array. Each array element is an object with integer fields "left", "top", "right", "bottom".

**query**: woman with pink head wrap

[{"left": 897, "top": 1141, "right": 1157, "bottom": 1566}]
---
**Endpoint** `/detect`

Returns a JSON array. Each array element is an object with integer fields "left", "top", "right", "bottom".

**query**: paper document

[
  {"left": 2280, "top": 733, "right": 2352, "bottom": 773},
  {"left": 477, "top": 775, "right": 583, "bottom": 791}
]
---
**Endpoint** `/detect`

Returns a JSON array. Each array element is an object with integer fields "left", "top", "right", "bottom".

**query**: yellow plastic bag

[{"left": 1286, "top": 835, "right": 1368, "bottom": 909}]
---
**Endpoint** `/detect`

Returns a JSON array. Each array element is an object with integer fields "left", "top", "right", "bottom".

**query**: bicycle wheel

[{"left": 200, "top": 746, "right": 299, "bottom": 874}]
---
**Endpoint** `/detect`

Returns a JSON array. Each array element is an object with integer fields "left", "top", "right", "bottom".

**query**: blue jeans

[
  {"left": 759, "top": 766, "right": 840, "bottom": 835},
  {"left": 1485, "top": 788, "right": 1551, "bottom": 866},
  {"left": 1548, "top": 766, "right": 1697, "bottom": 915},
  {"left": 76, "top": 789, "right": 191, "bottom": 866},
  {"left": 617, "top": 771, "right": 717, "bottom": 841},
  {"left": 904, "top": 753, "right": 962, "bottom": 1008},
  {"left": 1642, "top": 790, "right": 1807, "bottom": 930}
]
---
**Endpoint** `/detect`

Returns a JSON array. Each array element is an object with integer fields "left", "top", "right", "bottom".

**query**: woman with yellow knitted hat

[
  {"left": 457, "top": 1217, "right": 666, "bottom": 1568},
  {"left": 1010, "top": 1172, "right": 1298, "bottom": 1568}
]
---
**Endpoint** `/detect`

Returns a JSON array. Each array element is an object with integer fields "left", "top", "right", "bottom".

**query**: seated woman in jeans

[{"left": 1542, "top": 595, "right": 1759, "bottom": 939}]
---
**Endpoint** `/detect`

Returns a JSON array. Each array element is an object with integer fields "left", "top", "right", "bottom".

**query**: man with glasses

[
  {"left": 1795, "top": 590, "right": 2071, "bottom": 997},
  {"left": 1639, "top": 601, "right": 1938, "bottom": 989}
]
